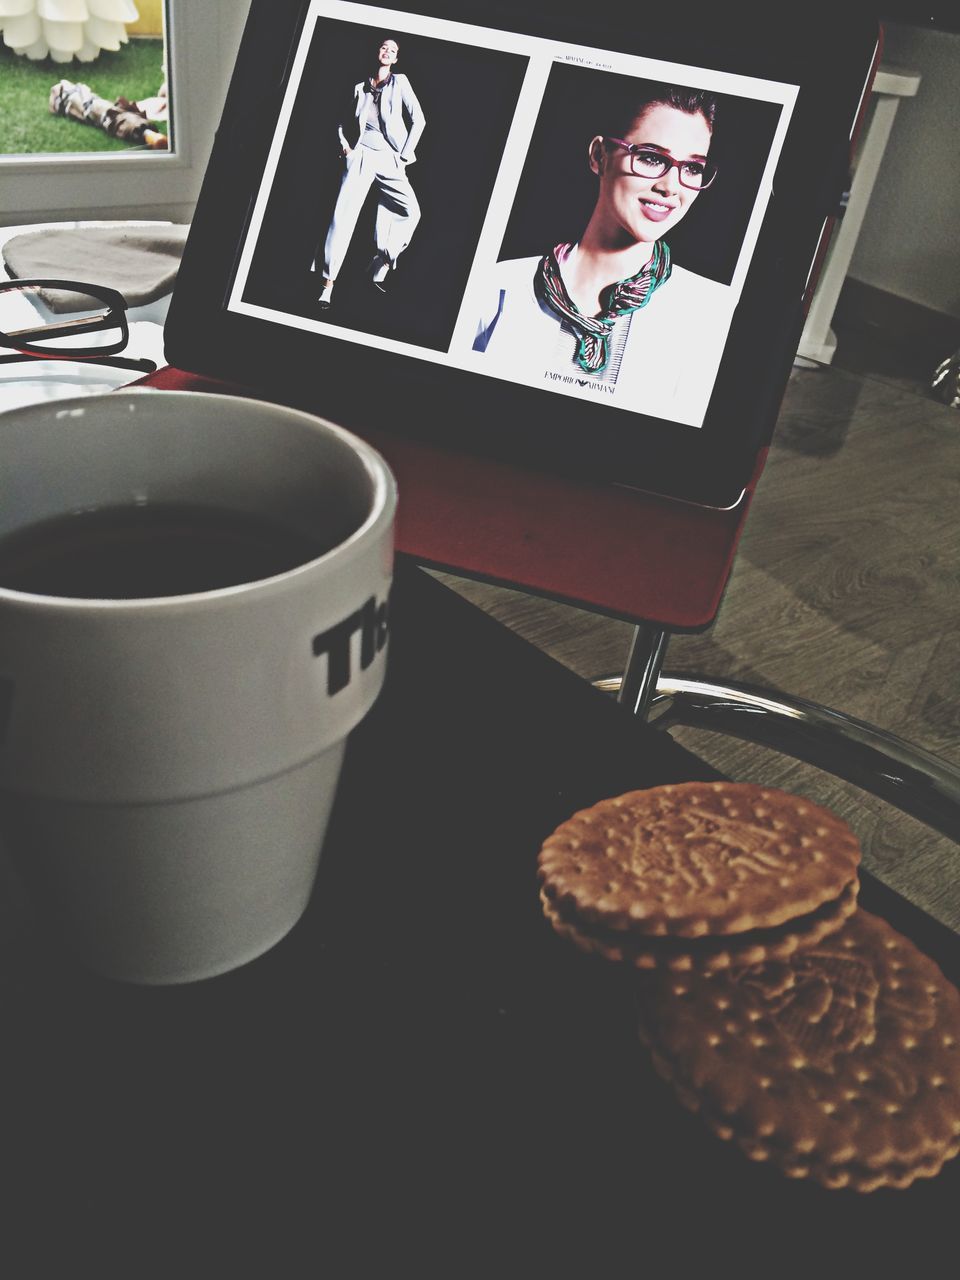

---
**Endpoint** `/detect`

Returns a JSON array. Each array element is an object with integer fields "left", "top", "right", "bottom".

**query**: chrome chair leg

[{"left": 615, "top": 624, "right": 669, "bottom": 718}]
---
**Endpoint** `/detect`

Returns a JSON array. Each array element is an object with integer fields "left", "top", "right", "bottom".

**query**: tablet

[{"left": 164, "top": 0, "right": 880, "bottom": 508}]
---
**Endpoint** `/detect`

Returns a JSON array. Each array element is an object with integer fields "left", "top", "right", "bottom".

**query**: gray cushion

[{"left": 2, "top": 224, "right": 189, "bottom": 312}]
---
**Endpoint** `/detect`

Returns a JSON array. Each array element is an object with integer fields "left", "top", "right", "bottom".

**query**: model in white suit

[{"left": 318, "top": 38, "right": 426, "bottom": 307}]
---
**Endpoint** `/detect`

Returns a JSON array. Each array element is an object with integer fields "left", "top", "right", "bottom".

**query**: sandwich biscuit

[{"left": 637, "top": 909, "right": 960, "bottom": 1191}]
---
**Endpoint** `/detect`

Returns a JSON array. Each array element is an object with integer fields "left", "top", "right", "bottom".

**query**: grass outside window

[{"left": 0, "top": 38, "right": 166, "bottom": 155}]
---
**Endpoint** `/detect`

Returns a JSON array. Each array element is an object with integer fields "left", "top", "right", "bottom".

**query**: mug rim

[{"left": 0, "top": 389, "right": 397, "bottom": 611}]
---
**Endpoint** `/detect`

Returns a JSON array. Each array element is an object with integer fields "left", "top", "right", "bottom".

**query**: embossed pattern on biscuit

[
  {"left": 637, "top": 910, "right": 960, "bottom": 1191},
  {"left": 537, "top": 782, "right": 861, "bottom": 936}
]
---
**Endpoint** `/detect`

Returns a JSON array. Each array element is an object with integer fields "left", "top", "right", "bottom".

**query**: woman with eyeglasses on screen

[{"left": 473, "top": 83, "right": 729, "bottom": 427}]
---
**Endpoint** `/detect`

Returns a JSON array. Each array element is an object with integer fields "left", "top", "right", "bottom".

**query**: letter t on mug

[{"left": 0, "top": 391, "right": 396, "bottom": 985}]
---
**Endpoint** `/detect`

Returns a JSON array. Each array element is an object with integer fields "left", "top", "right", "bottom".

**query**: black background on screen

[{"left": 242, "top": 17, "right": 527, "bottom": 351}]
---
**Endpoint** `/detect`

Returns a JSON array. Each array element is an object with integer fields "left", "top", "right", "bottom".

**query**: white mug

[{"left": 0, "top": 390, "right": 396, "bottom": 984}]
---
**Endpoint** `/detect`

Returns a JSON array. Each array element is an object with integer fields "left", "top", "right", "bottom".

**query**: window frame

[{"left": 0, "top": 1, "right": 250, "bottom": 227}]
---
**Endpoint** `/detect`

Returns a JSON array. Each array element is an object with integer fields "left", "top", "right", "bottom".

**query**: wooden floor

[{"left": 432, "top": 344, "right": 960, "bottom": 933}]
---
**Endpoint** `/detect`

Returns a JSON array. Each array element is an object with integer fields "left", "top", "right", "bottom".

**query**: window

[{"left": 0, "top": 1, "right": 250, "bottom": 226}]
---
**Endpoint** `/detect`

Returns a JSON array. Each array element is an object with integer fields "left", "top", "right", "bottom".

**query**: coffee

[{"left": 0, "top": 503, "right": 327, "bottom": 599}]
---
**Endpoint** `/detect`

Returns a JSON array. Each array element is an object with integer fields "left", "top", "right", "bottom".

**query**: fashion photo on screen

[
  {"left": 315, "top": 36, "right": 426, "bottom": 309},
  {"left": 472, "top": 79, "right": 732, "bottom": 425}
]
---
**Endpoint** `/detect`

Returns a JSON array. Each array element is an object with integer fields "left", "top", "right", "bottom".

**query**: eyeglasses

[
  {"left": 605, "top": 139, "right": 718, "bottom": 190},
  {"left": 0, "top": 278, "right": 158, "bottom": 374}
]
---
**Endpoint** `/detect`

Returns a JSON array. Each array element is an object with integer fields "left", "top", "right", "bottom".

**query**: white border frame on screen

[{"left": 226, "top": 1, "right": 798, "bottom": 431}]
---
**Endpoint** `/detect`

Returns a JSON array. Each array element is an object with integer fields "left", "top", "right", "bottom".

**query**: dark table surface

[{"left": 1, "top": 561, "right": 957, "bottom": 1272}]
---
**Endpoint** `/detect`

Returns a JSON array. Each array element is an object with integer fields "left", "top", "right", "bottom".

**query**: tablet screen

[
  {"left": 226, "top": 0, "right": 797, "bottom": 432},
  {"left": 166, "top": 0, "right": 877, "bottom": 506}
]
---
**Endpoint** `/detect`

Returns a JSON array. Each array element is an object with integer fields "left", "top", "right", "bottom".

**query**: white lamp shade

[
  {"left": 41, "top": 17, "right": 83, "bottom": 50},
  {"left": 1, "top": 12, "right": 41, "bottom": 43},
  {"left": 37, "top": 0, "right": 89, "bottom": 21},
  {"left": 0, "top": 0, "right": 139, "bottom": 59},
  {"left": 85, "top": 14, "right": 127, "bottom": 49},
  {"left": 88, "top": 0, "right": 138, "bottom": 21},
  {"left": 74, "top": 34, "right": 100, "bottom": 59}
]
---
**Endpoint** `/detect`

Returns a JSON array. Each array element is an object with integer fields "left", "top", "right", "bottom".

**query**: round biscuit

[
  {"left": 538, "top": 782, "right": 861, "bottom": 936},
  {"left": 637, "top": 909, "right": 960, "bottom": 1185}
]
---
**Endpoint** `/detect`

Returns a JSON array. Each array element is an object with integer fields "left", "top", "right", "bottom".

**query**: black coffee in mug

[{"left": 0, "top": 503, "right": 327, "bottom": 599}]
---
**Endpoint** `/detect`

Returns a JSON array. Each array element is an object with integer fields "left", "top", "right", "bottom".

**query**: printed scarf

[
  {"left": 367, "top": 73, "right": 394, "bottom": 101},
  {"left": 535, "top": 240, "right": 672, "bottom": 373}
]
